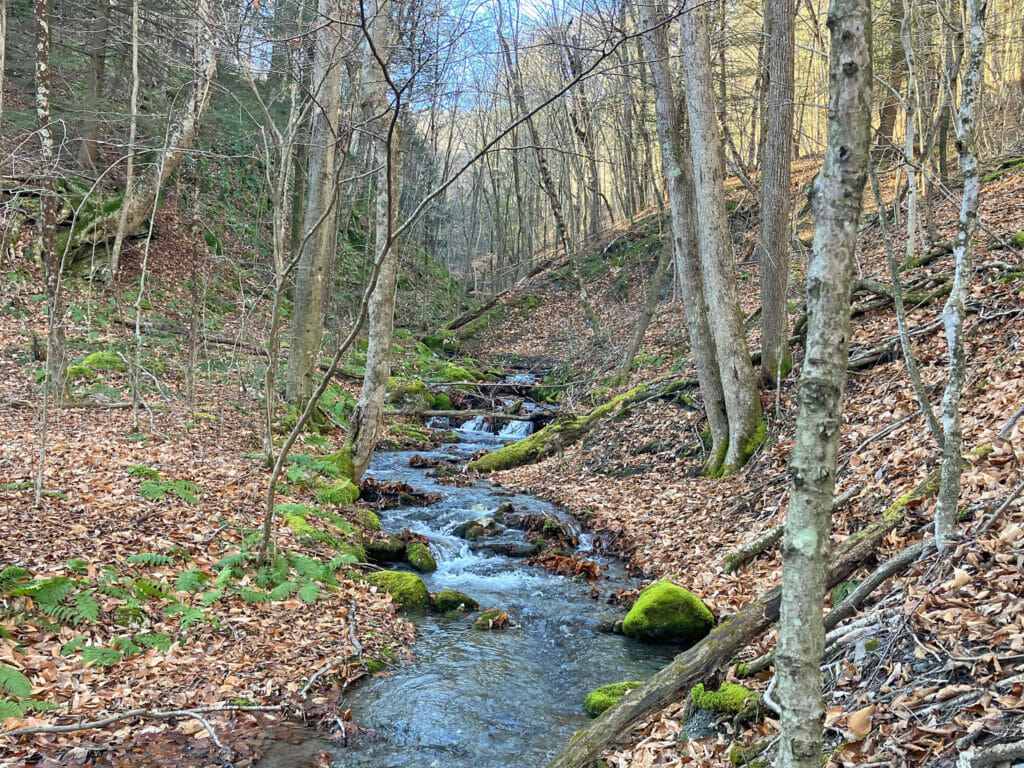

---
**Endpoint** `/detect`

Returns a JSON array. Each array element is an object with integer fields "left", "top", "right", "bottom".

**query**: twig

[
  {"left": 301, "top": 601, "right": 363, "bottom": 699},
  {"left": 957, "top": 738, "right": 1024, "bottom": 768}
]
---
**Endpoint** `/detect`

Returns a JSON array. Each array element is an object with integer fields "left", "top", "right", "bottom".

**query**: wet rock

[
  {"left": 364, "top": 535, "right": 407, "bottom": 563},
  {"left": 405, "top": 541, "right": 437, "bottom": 573},
  {"left": 473, "top": 609, "right": 509, "bottom": 630},
  {"left": 492, "top": 501, "right": 515, "bottom": 522},
  {"left": 470, "top": 540, "right": 540, "bottom": 558},
  {"left": 621, "top": 579, "right": 714, "bottom": 645},
  {"left": 452, "top": 517, "right": 502, "bottom": 541},
  {"left": 365, "top": 571, "right": 430, "bottom": 609},
  {"left": 433, "top": 589, "right": 480, "bottom": 613},
  {"left": 583, "top": 681, "right": 644, "bottom": 717}
]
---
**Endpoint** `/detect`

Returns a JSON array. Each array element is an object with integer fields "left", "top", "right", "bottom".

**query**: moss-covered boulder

[
  {"left": 432, "top": 391, "right": 452, "bottom": 411},
  {"left": 583, "top": 681, "right": 644, "bottom": 718},
  {"left": 422, "top": 331, "right": 459, "bottom": 356},
  {"left": 406, "top": 542, "right": 437, "bottom": 573},
  {"left": 453, "top": 517, "right": 500, "bottom": 541},
  {"left": 387, "top": 379, "right": 434, "bottom": 411},
  {"left": 355, "top": 508, "right": 382, "bottom": 531},
  {"left": 473, "top": 609, "right": 509, "bottom": 630},
  {"left": 621, "top": 580, "right": 714, "bottom": 645},
  {"left": 315, "top": 479, "right": 360, "bottom": 507},
  {"left": 365, "top": 571, "right": 430, "bottom": 609},
  {"left": 364, "top": 535, "right": 407, "bottom": 563},
  {"left": 433, "top": 589, "right": 479, "bottom": 613}
]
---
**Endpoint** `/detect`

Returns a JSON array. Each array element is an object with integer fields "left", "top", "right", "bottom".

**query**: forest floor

[{"left": 460, "top": 162, "right": 1024, "bottom": 766}]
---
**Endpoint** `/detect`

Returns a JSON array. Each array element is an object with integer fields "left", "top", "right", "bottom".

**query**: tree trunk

[
  {"left": 346, "top": 0, "right": 399, "bottom": 482},
  {"left": 36, "top": 0, "right": 64, "bottom": 400},
  {"left": 777, "top": 1, "right": 872, "bottom": 766},
  {"left": 105, "top": 0, "right": 138, "bottom": 291},
  {"left": 616, "top": 237, "right": 673, "bottom": 379},
  {"left": 935, "top": 0, "right": 986, "bottom": 552},
  {"left": 638, "top": 0, "right": 729, "bottom": 469},
  {"left": 759, "top": 0, "right": 796, "bottom": 383},
  {"left": 77, "top": 0, "right": 111, "bottom": 170},
  {"left": 679, "top": 1, "right": 764, "bottom": 474},
  {"left": 102, "top": 0, "right": 216, "bottom": 276},
  {"left": 565, "top": 31, "right": 602, "bottom": 245},
  {"left": 286, "top": 0, "right": 343, "bottom": 408}
]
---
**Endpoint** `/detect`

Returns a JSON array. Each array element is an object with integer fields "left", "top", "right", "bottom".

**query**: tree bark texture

[
  {"left": 348, "top": 0, "right": 398, "bottom": 481},
  {"left": 935, "top": 0, "right": 987, "bottom": 552},
  {"left": 286, "top": 0, "right": 343, "bottom": 407},
  {"left": 777, "top": 1, "right": 871, "bottom": 766},
  {"left": 638, "top": 0, "right": 729, "bottom": 468},
  {"left": 679, "top": 0, "right": 764, "bottom": 474},
  {"left": 759, "top": 0, "right": 796, "bottom": 382}
]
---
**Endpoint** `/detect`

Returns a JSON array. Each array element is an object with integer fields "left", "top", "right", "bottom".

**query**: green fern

[
  {"left": 175, "top": 569, "right": 209, "bottom": 592},
  {"left": 128, "top": 464, "right": 160, "bottom": 479},
  {"left": 298, "top": 582, "right": 320, "bottom": 604},
  {"left": 213, "top": 552, "right": 247, "bottom": 571},
  {"left": 135, "top": 632, "right": 173, "bottom": 652},
  {"left": 66, "top": 558, "right": 90, "bottom": 575},
  {"left": 0, "top": 663, "right": 32, "bottom": 698},
  {"left": 268, "top": 581, "right": 300, "bottom": 601},
  {"left": 133, "top": 578, "right": 173, "bottom": 600},
  {"left": 327, "top": 554, "right": 358, "bottom": 570},
  {"left": 74, "top": 592, "right": 100, "bottom": 623},
  {"left": 82, "top": 646, "right": 122, "bottom": 667},
  {"left": 199, "top": 588, "right": 224, "bottom": 607},
  {"left": 239, "top": 588, "right": 269, "bottom": 605},
  {"left": 60, "top": 637, "right": 88, "bottom": 656},
  {"left": 291, "top": 555, "right": 326, "bottom": 582},
  {"left": 0, "top": 566, "right": 30, "bottom": 590},
  {"left": 112, "top": 636, "right": 142, "bottom": 658},
  {"left": 125, "top": 552, "right": 174, "bottom": 567},
  {"left": 0, "top": 698, "right": 23, "bottom": 719},
  {"left": 138, "top": 479, "right": 201, "bottom": 505},
  {"left": 165, "top": 603, "right": 205, "bottom": 629}
]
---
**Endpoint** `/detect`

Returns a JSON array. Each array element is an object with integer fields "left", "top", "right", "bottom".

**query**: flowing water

[{"left": 272, "top": 418, "right": 672, "bottom": 767}]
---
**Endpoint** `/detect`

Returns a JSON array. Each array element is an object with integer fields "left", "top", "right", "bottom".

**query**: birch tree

[
  {"left": 934, "top": 0, "right": 987, "bottom": 552},
  {"left": 776, "top": 0, "right": 872, "bottom": 765},
  {"left": 679, "top": 0, "right": 764, "bottom": 474}
]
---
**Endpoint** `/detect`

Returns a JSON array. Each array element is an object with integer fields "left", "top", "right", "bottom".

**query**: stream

[{"left": 264, "top": 415, "right": 673, "bottom": 767}]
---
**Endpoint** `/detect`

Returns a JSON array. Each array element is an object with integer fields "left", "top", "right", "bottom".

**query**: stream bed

[{"left": 277, "top": 419, "right": 673, "bottom": 767}]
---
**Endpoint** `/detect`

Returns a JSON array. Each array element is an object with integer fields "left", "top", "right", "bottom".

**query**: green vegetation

[
  {"left": 583, "top": 681, "right": 644, "bottom": 717},
  {"left": 689, "top": 682, "right": 757, "bottom": 714},
  {"left": 621, "top": 580, "right": 714, "bottom": 645},
  {"left": 365, "top": 571, "right": 430, "bottom": 609},
  {"left": 433, "top": 589, "right": 479, "bottom": 613},
  {"left": 405, "top": 542, "right": 438, "bottom": 573}
]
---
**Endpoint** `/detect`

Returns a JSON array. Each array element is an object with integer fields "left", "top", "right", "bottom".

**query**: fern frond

[
  {"left": 60, "top": 637, "right": 88, "bottom": 656},
  {"left": 112, "top": 636, "right": 141, "bottom": 658},
  {"left": 268, "top": 581, "right": 300, "bottom": 601},
  {"left": 213, "top": 553, "right": 247, "bottom": 571},
  {"left": 327, "top": 554, "right": 358, "bottom": 570},
  {"left": 298, "top": 582, "right": 320, "bottom": 604},
  {"left": 135, "top": 632, "right": 173, "bottom": 652},
  {"left": 74, "top": 592, "right": 100, "bottom": 623},
  {"left": 81, "top": 646, "right": 122, "bottom": 667},
  {"left": 66, "top": 558, "right": 90, "bottom": 575},
  {"left": 134, "top": 578, "right": 173, "bottom": 600},
  {"left": 175, "top": 569, "right": 209, "bottom": 592},
  {"left": 0, "top": 698, "right": 23, "bottom": 719},
  {"left": 199, "top": 588, "right": 224, "bottom": 607},
  {"left": 0, "top": 663, "right": 32, "bottom": 698},
  {"left": 239, "top": 588, "right": 268, "bottom": 605},
  {"left": 128, "top": 465, "right": 160, "bottom": 479},
  {"left": 126, "top": 552, "right": 174, "bottom": 567}
]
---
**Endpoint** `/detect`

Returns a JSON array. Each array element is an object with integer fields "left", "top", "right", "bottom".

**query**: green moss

[
  {"left": 422, "top": 331, "right": 459, "bottom": 355},
  {"left": 405, "top": 542, "right": 437, "bottom": 573},
  {"left": 315, "top": 479, "right": 360, "bottom": 507},
  {"left": 728, "top": 740, "right": 770, "bottom": 767},
  {"left": 433, "top": 391, "right": 452, "bottom": 411},
  {"left": 542, "top": 517, "right": 563, "bottom": 535},
  {"left": 584, "top": 681, "right": 644, "bottom": 718},
  {"left": 355, "top": 509, "right": 381, "bottom": 531},
  {"left": 365, "top": 570, "right": 430, "bottom": 609},
  {"left": 78, "top": 350, "right": 126, "bottom": 375},
  {"left": 433, "top": 589, "right": 479, "bottom": 613},
  {"left": 323, "top": 447, "right": 355, "bottom": 480},
  {"left": 1011, "top": 232, "right": 1024, "bottom": 248},
  {"left": 365, "top": 648, "right": 397, "bottom": 672},
  {"left": 473, "top": 609, "right": 509, "bottom": 630},
  {"left": 364, "top": 535, "right": 407, "bottom": 562},
  {"left": 387, "top": 379, "right": 435, "bottom": 411},
  {"left": 690, "top": 683, "right": 757, "bottom": 714},
  {"left": 622, "top": 580, "right": 714, "bottom": 645},
  {"left": 864, "top": 638, "right": 881, "bottom": 653},
  {"left": 67, "top": 364, "right": 96, "bottom": 381},
  {"left": 719, "top": 417, "right": 767, "bottom": 476}
]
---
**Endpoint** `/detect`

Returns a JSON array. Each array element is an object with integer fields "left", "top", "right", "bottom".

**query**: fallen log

[
  {"left": 114, "top": 317, "right": 265, "bottom": 355},
  {"left": 446, "top": 259, "right": 555, "bottom": 331},
  {"left": 546, "top": 478, "right": 929, "bottom": 768},
  {"left": 416, "top": 409, "right": 549, "bottom": 422}
]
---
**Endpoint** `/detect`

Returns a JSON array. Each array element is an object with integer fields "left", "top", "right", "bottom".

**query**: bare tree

[
  {"left": 759, "top": 0, "right": 796, "bottom": 383},
  {"left": 776, "top": 0, "right": 872, "bottom": 765},
  {"left": 934, "top": 0, "right": 987, "bottom": 552},
  {"left": 679, "top": 0, "right": 764, "bottom": 474}
]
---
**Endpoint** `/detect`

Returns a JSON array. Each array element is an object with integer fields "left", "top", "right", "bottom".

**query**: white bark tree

[
  {"left": 776, "top": 0, "right": 872, "bottom": 765},
  {"left": 934, "top": 0, "right": 987, "bottom": 552}
]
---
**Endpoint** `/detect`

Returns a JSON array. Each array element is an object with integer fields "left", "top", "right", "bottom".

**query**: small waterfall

[
  {"left": 460, "top": 415, "right": 493, "bottom": 434},
  {"left": 498, "top": 419, "right": 534, "bottom": 439}
]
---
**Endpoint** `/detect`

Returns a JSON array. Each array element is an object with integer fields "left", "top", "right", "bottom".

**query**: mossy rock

[
  {"left": 70, "top": 350, "right": 126, "bottom": 381},
  {"left": 584, "top": 681, "right": 644, "bottom": 718},
  {"left": 355, "top": 508, "right": 382, "bottom": 532},
  {"left": 315, "top": 479, "right": 360, "bottom": 507},
  {"left": 422, "top": 331, "right": 459, "bottom": 356},
  {"left": 365, "top": 570, "right": 430, "bottom": 609},
  {"left": 453, "top": 517, "right": 500, "bottom": 541},
  {"left": 364, "top": 535, "right": 407, "bottom": 563},
  {"left": 365, "top": 648, "right": 398, "bottom": 673},
  {"left": 473, "top": 609, "right": 509, "bottom": 630},
  {"left": 432, "top": 391, "right": 452, "bottom": 411},
  {"left": 437, "top": 363, "right": 482, "bottom": 382},
  {"left": 438, "top": 430, "right": 461, "bottom": 444},
  {"left": 621, "top": 580, "right": 714, "bottom": 645},
  {"left": 387, "top": 379, "right": 434, "bottom": 411},
  {"left": 433, "top": 589, "right": 479, "bottom": 613},
  {"left": 406, "top": 541, "right": 437, "bottom": 573},
  {"left": 690, "top": 682, "right": 757, "bottom": 714}
]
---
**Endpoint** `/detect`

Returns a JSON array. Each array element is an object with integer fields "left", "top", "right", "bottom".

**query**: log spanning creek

[{"left": 260, "top": 414, "right": 674, "bottom": 767}]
